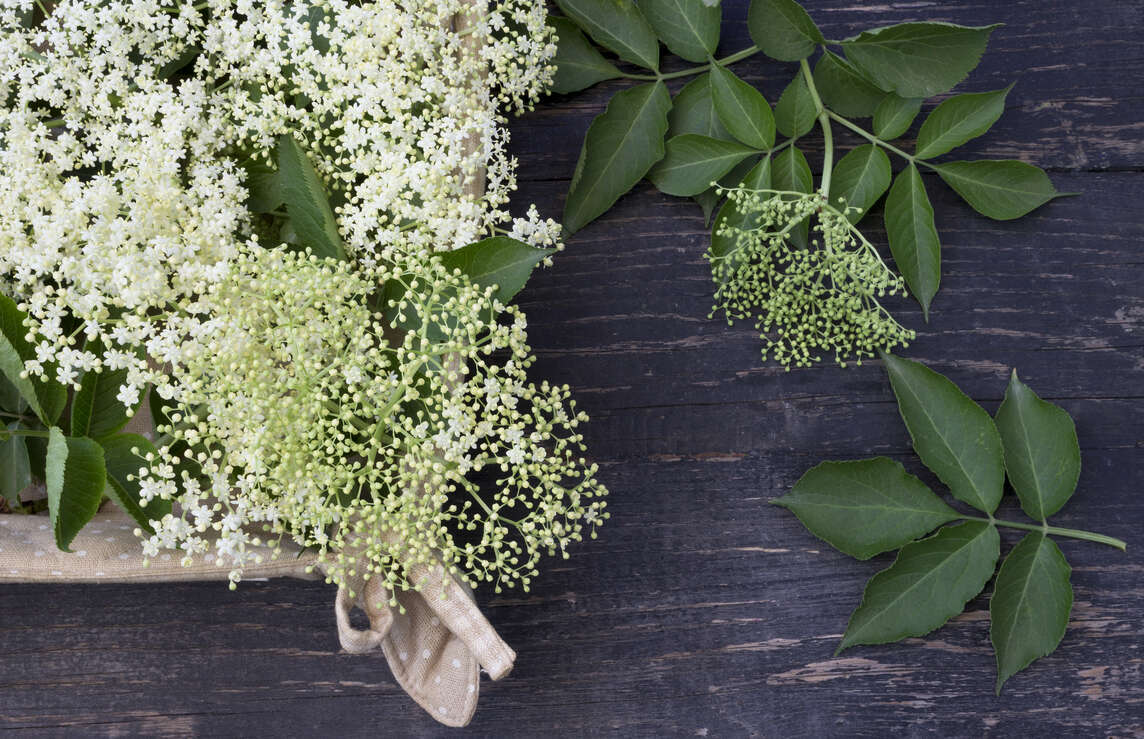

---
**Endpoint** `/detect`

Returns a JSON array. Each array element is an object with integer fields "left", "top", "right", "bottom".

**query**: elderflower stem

[
  {"left": 826, "top": 111, "right": 920, "bottom": 165},
  {"left": 964, "top": 515, "right": 1127, "bottom": 551},
  {"left": 800, "top": 59, "right": 833, "bottom": 197},
  {"left": 624, "top": 44, "right": 762, "bottom": 81}
]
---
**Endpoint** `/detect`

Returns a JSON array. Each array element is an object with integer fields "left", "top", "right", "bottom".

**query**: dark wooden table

[{"left": 3, "top": 1, "right": 1142, "bottom": 735}]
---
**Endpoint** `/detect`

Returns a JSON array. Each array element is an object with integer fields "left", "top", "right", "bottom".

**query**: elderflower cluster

[
  {"left": 0, "top": 2, "right": 605, "bottom": 592},
  {"left": 138, "top": 247, "right": 607, "bottom": 592},
  {"left": 708, "top": 190, "right": 915, "bottom": 368},
  {"left": 0, "top": 0, "right": 558, "bottom": 399}
]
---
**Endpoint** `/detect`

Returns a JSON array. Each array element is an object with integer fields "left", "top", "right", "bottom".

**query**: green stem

[
  {"left": 826, "top": 110, "right": 925, "bottom": 167},
  {"left": 0, "top": 429, "right": 50, "bottom": 439},
  {"left": 625, "top": 44, "right": 762, "bottom": 82},
  {"left": 964, "top": 515, "right": 1127, "bottom": 551},
  {"left": 800, "top": 59, "right": 833, "bottom": 196}
]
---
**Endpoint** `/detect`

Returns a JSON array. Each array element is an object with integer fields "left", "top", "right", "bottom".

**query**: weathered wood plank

[{"left": 1, "top": 0, "right": 1142, "bottom": 735}]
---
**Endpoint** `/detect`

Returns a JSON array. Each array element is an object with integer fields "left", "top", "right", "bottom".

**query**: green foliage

[
  {"left": 841, "top": 23, "right": 999, "bottom": 98},
  {"left": 777, "top": 355, "right": 1125, "bottom": 691},
  {"left": 0, "top": 293, "right": 65, "bottom": 425},
  {"left": 934, "top": 160, "right": 1068, "bottom": 221},
  {"left": 775, "top": 458, "right": 959, "bottom": 560},
  {"left": 45, "top": 427, "right": 107, "bottom": 552},
  {"left": 0, "top": 423, "right": 30, "bottom": 506},
  {"left": 709, "top": 156, "right": 772, "bottom": 266},
  {"left": 438, "top": 236, "right": 555, "bottom": 305},
  {"left": 640, "top": 0, "right": 719, "bottom": 63},
  {"left": 667, "top": 74, "right": 732, "bottom": 141},
  {"left": 553, "top": 0, "right": 659, "bottom": 71},
  {"left": 990, "top": 533, "right": 1073, "bottom": 694},
  {"left": 709, "top": 64, "right": 775, "bottom": 150},
  {"left": 554, "top": 0, "right": 1064, "bottom": 365},
  {"left": 102, "top": 433, "right": 171, "bottom": 534},
  {"left": 839, "top": 521, "right": 1000, "bottom": 651},
  {"left": 563, "top": 81, "right": 672, "bottom": 233},
  {"left": 70, "top": 353, "right": 137, "bottom": 440},
  {"left": 994, "top": 371, "right": 1081, "bottom": 521},
  {"left": 746, "top": 0, "right": 823, "bottom": 62},
  {"left": 873, "top": 94, "right": 922, "bottom": 140},
  {"left": 882, "top": 352, "right": 1004, "bottom": 514},
  {"left": 277, "top": 134, "right": 347, "bottom": 261},
  {"left": 774, "top": 73, "right": 817, "bottom": 139},
  {"left": 884, "top": 164, "right": 941, "bottom": 319},
  {"left": 648, "top": 134, "right": 758, "bottom": 197},
  {"left": 914, "top": 86, "right": 1013, "bottom": 159},
  {"left": 549, "top": 16, "right": 623, "bottom": 94},
  {"left": 828, "top": 144, "right": 891, "bottom": 224}
]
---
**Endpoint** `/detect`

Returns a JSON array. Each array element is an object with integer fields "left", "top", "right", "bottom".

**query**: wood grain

[{"left": 2, "top": 0, "right": 1142, "bottom": 735}]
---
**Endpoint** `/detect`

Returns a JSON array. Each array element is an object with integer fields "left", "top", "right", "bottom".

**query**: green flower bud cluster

[
  {"left": 140, "top": 245, "right": 608, "bottom": 596},
  {"left": 708, "top": 189, "right": 914, "bottom": 369}
]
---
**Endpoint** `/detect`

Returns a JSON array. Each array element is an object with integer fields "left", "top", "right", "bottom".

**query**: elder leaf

[
  {"left": 102, "top": 432, "right": 171, "bottom": 535},
  {"left": 774, "top": 73, "right": 818, "bottom": 139},
  {"left": 813, "top": 51, "right": 885, "bottom": 118},
  {"left": 277, "top": 135, "right": 347, "bottom": 261},
  {"left": 45, "top": 427, "right": 106, "bottom": 552},
  {"left": 990, "top": 533, "right": 1073, "bottom": 694},
  {"left": 640, "top": 0, "right": 720, "bottom": 63},
  {"left": 915, "top": 85, "right": 1013, "bottom": 160},
  {"left": 775, "top": 458, "right": 960, "bottom": 560},
  {"left": 555, "top": 0, "right": 659, "bottom": 71},
  {"left": 709, "top": 64, "right": 775, "bottom": 151},
  {"left": 709, "top": 155, "right": 772, "bottom": 271},
  {"left": 563, "top": 81, "right": 672, "bottom": 234},
  {"left": 828, "top": 144, "right": 891, "bottom": 224},
  {"left": 934, "top": 160, "right": 1067, "bottom": 221},
  {"left": 839, "top": 520, "right": 1000, "bottom": 652},
  {"left": 843, "top": 23, "right": 999, "bottom": 99},
  {"left": 648, "top": 134, "right": 758, "bottom": 197},
  {"left": 746, "top": 0, "right": 824, "bottom": 62},
  {"left": 550, "top": 16, "right": 623, "bottom": 95},
  {"left": 668, "top": 73, "right": 733, "bottom": 142},
  {"left": 994, "top": 370, "right": 1080, "bottom": 521},
  {"left": 882, "top": 352, "right": 1004, "bottom": 514},
  {"left": 874, "top": 94, "right": 923, "bottom": 140},
  {"left": 884, "top": 163, "right": 941, "bottom": 318},
  {"left": 439, "top": 237, "right": 554, "bottom": 305},
  {"left": 771, "top": 146, "right": 812, "bottom": 248}
]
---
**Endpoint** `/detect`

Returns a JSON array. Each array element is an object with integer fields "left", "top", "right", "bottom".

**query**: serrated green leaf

[
  {"left": 0, "top": 372, "right": 26, "bottom": 413},
  {"left": 70, "top": 363, "right": 136, "bottom": 440},
  {"left": 934, "top": 160, "right": 1066, "bottom": 221},
  {"left": 102, "top": 433, "right": 170, "bottom": 534},
  {"left": 839, "top": 521, "right": 1000, "bottom": 652},
  {"left": 0, "top": 423, "right": 30, "bottom": 506},
  {"left": 746, "top": 0, "right": 824, "bottom": 62},
  {"left": 242, "top": 160, "right": 283, "bottom": 214},
  {"left": 776, "top": 458, "right": 960, "bottom": 560},
  {"left": 771, "top": 146, "right": 813, "bottom": 248},
  {"left": 709, "top": 65, "right": 775, "bottom": 151},
  {"left": 694, "top": 155, "right": 759, "bottom": 226},
  {"left": 554, "top": 0, "right": 659, "bottom": 71},
  {"left": 990, "top": 532, "right": 1072, "bottom": 693},
  {"left": 667, "top": 74, "right": 732, "bottom": 141},
  {"left": 828, "top": 144, "right": 891, "bottom": 224},
  {"left": 884, "top": 164, "right": 941, "bottom": 318},
  {"left": 563, "top": 81, "right": 672, "bottom": 233},
  {"left": 0, "top": 294, "right": 66, "bottom": 425},
  {"left": 439, "top": 237, "right": 554, "bottom": 305},
  {"left": 874, "top": 94, "right": 923, "bottom": 140},
  {"left": 813, "top": 51, "right": 886, "bottom": 118},
  {"left": 994, "top": 371, "right": 1080, "bottom": 521},
  {"left": 709, "top": 156, "right": 772, "bottom": 271},
  {"left": 550, "top": 16, "right": 623, "bottom": 94},
  {"left": 774, "top": 73, "right": 818, "bottom": 139},
  {"left": 648, "top": 134, "right": 758, "bottom": 197},
  {"left": 640, "top": 0, "right": 719, "bottom": 63},
  {"left": 915, "top": 86, "right": 1013, "bottom": 160},
  {"left": 843, "top": 23, "right": 999, "bottom": 99},
  {"left": 45, "top": 427, "right": 106, "bottom": 552},
  {"left": 277, "top": 135, "right": 347, "bottom": 261},
  {"left": 882, "top": 353, "right": 1004, "bottom": 514}
]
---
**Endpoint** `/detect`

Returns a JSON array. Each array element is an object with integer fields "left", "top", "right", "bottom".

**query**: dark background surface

[{"left": 2, "top": 1, "right": 1142, "bottom": 735}]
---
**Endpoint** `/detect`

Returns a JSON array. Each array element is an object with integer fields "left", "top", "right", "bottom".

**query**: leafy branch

[
  {"left": 774, "top": 353, "right": 1125, "bottom": 692},
  {"left": 551, "top": 0, "right": 1067, "bottom": 366}
]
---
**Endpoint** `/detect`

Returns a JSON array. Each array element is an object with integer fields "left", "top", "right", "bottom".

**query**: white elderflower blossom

[{"left": 0, "top": 0, "right": 603, "bottom": 594}]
